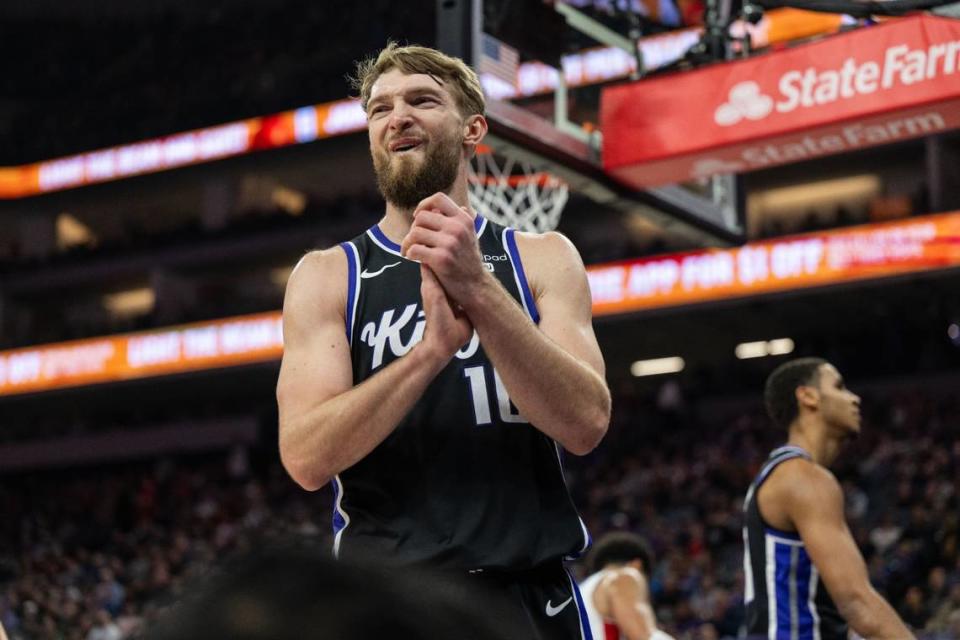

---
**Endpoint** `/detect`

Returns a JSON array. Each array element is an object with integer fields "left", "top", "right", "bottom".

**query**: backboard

[{"left": 436, "top": 0, "right": 746, "bottom": 246}]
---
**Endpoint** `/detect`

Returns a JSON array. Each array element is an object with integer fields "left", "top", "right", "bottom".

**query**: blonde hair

[{"left": 350, "top": 42, "right": 485, "bottom": 117}]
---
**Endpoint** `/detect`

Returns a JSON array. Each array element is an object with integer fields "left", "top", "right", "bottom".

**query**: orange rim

[{"left": 469, "top": 172, "right": 566, "bottom": 189}]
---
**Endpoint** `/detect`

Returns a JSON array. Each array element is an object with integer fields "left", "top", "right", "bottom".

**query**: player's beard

[{"left": 373, "top": 129, "right": 463, "bottom": 211}]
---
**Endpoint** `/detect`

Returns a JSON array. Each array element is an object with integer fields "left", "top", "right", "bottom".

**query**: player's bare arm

[
  {"left": 277, "top": 249, "right": 472, "bottom": 490},
  {"left": 599, "top": 568, "right": 658, "bottom": 640},
  {"left": 401, "top": 193, "right": 610, "bottom": 455},
  {"left": 763, "top": 459, "right": 915, "bottom": 640}
]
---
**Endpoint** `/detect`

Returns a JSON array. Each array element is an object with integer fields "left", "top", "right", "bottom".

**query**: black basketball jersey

[
  {"left": 331, "top": 215, "right": 590, "bottom": 571},
  {"left": 742, "top": 446, "right": 848, "bottom": 640}
]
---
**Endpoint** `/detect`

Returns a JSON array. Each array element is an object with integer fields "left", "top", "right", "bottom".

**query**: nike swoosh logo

[
  {"left": 360, "top": 262, "right": 401, "bottom": 279},
  {"left": 545, "top": 597, "right": 573, "bottom": 617}
]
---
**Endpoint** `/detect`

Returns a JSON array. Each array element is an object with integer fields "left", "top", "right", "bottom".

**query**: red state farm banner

[{"left": 602, "top": 15, "right": 960, "bottom": 188}]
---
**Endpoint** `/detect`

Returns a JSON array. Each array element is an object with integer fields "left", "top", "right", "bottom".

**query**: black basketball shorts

[{"left": 456, "top": 560, "right": 594, "bottom": 640}]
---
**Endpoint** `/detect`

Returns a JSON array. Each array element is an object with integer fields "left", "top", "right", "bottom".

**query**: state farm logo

[
  {"left": 714, "top": 82, "right": 773, "bottom": 126},
  {"left": 713, "top": 39, "right": 960, "bottom": 127}
]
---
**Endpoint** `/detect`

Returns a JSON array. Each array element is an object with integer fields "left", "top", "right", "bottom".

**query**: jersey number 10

[{"left": 462, "top": 365, "right": 528, "bottom": 426}]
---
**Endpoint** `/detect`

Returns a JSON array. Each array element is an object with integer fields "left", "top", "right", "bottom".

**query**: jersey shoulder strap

[
  {"left": 743, "top": 445, "right": 812, "bottom": 514},
  {"left": 753, "top": 445, "right": 812, "bottom": 489}
]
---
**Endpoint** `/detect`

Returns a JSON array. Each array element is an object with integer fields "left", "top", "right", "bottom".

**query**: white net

[{"left": 468, "top": 147, "right": 569, "bottom": 233}]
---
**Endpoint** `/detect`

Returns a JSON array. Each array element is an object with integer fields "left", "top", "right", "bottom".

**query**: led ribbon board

[
  {"left": 3, "top": 212, "right": 958, "bottom": 394},
  {"left": 0, "top": 312, "right": 282, "bottom": 397},
  {"left": 587, "top": 210, "right": 960, "bottom": 316}
]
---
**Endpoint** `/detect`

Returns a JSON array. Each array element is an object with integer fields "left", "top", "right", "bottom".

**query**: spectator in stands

[
  {"left": 86, "top": 609, "right": 121, "bottom": 640},
  {"left": 901, "top": 585, "right": 931, "bottom": 631},
  {"left": 927, "top": 584, "right": 960, "bottom": 636},
  {"left": 2, "top": 381, "right": 960, "bottom": 638}
]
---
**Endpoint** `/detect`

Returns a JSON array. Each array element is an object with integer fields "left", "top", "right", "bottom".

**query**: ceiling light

[
  {"left": 768, "top": 338, "right": 795, "bottom": 355},
  {"left": 735, "top": 341, "right": 768, "bottom": 359},
  {"left": 736, "top": 338, "right": 795, "bottom": 359},
  {"left": 272, "top": 186, "right": 307, "bottom": 216},
  {"left": 748, "top": 174, "right": 880, "bottom": 219},
  {"left": 56, "top": 213, "right": 97, "bottom": 250},
  {"left": 631, "top": 356, "right": 685, "bottom": 377},
  {"left": 103, "top": 288, "right": 155, "bottom": 317}
]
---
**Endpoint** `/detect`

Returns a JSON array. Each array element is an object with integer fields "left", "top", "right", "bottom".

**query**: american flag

[{"left": 478, "top": 33, "right": 519, "bottom": 90}]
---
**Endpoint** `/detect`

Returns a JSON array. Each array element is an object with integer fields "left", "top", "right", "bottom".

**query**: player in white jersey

[{"left": 579, "top": 533, "right": 674, "bottom": 640}]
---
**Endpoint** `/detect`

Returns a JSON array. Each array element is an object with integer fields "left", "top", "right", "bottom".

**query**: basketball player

[
  {"left": 579, "top": 532, "right": 674, "bottom": 640},
  {"left": 743, "top": 358, "right": 914, "bottom": 639},
  {"left": 276, "top": 43, "right": 610, "bottom": 639}
]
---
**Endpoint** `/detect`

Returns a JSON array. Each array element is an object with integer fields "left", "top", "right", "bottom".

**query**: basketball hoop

[{"left": 468, "top": 144, "right": 569, "bottom": 233}]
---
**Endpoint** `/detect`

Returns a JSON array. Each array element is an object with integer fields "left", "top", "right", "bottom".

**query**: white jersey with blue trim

[
  {"left": 742, "top": 446, "right": 848, "bottom": 640},
  {"left": 331, "top": 216, "right": 591, "bottom": 571},
  {"left": 579, "top": 571, "right": 616, "bottom": 640}
]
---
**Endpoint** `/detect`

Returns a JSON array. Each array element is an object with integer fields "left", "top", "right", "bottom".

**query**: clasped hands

[{"left": 399, "top": 193, "right": 491, "bottom": 357}]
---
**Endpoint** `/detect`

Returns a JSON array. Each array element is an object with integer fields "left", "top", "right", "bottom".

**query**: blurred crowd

[
  {"left": 1, "top": 381, "right": 958, "bottom": 639},
  {"left": 0, "top": 450, "right": 326, "bottom": 640},
  {"left": 568, "top": 381, "right": 960, "bottom": 638}
]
